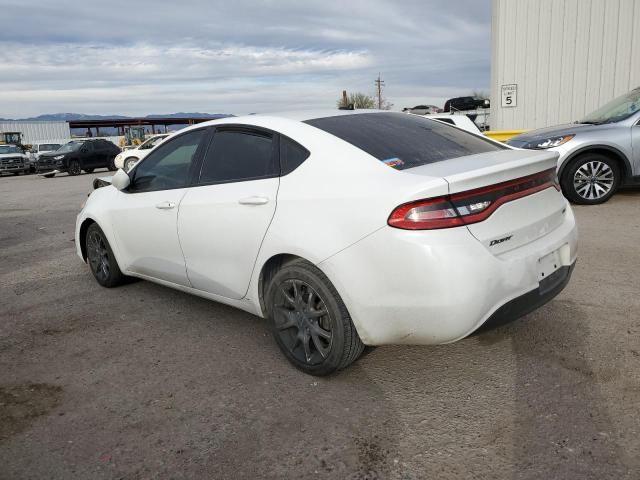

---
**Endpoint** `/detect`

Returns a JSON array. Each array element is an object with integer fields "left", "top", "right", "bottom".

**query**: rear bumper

[
  {"left": 475, "top": 263, "right": 574, "bottom": 333},
  {"left": 319, "top": 204, "right": 578, "bottom": 346}
]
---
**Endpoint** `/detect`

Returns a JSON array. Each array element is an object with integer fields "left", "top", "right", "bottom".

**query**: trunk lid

[{"left": 405, "top": 149, "right": 567, "bottom": 254}]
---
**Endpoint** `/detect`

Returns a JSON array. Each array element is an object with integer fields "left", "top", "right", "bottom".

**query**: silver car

[{"left": 508, "top": 87, "right": 640, "bottom": 204}]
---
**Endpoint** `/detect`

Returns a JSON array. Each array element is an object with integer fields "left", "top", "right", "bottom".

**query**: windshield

[
  {"left": 0, "top": 145, "right": 22, "bottom": 154},
  {"left": 580, "top": 88, "right": 640, "bottom": 124},
  {"left": 57, "top": 141, "right": 85, "bottom": 153},
  {"left": 41, "top": 144, "right": 61, "bottom": 152},
  {"left": 139, "top": 135, "right": 167, "bottom": 149}
]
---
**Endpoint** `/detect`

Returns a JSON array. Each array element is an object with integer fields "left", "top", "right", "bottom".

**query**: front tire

[
  {"left": 85, "top": 223, "right": 125, "bottom": 288},
  {"left": 265, "top": 260, "right": 364, "bottom": 375},
  {"left": 107, "top": 158, "right": 117, "bottom": 171},
  {"left": 68, "top": 160, "right": 82, "bottom": 176},
  {"left": 560, "top": 153, "right": 620, "bottom": 205}
]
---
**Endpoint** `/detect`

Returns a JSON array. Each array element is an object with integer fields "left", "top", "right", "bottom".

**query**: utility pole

[{"left": 375, "top": 73, "right": 385, "bottom": 109}]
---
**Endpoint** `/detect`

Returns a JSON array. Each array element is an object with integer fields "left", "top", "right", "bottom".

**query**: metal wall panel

[
  {"left": 491, "top": 0, "right": 640, "bottom": 130},
  {"left": 0, "top": 121, "right": 71, "bottom": 144}
]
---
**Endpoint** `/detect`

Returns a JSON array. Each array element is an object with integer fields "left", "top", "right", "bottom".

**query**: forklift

[
  {"left": 119, "top": 126, "right": 146, "bottom": 149},
  {"left": 0, "top": 131, "right": 29, "bottom": 149}
]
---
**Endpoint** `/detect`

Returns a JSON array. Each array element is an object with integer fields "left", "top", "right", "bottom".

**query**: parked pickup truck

[{"left": 0, "top": 144, "right": 30, "bottom": 175}]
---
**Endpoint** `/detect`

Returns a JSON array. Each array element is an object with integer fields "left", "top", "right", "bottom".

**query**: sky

[{"left": 0, "top": 0, "right": 491, "bottom": 118}]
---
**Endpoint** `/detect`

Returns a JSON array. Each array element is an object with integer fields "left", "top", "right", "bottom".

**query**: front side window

[
  {"left": 199, "top": 129, "right": 275, "bottom": 184},
  {"left": 130, "top": 129, "right": 206, "bottom": 192},
  {"left": 305, "top": 112, "right": 504, "bottom": 170}
]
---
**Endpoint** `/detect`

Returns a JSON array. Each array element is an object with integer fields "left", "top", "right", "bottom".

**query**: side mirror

[{"left": 112, "top": 168, "right": 131, "bottom": 191}]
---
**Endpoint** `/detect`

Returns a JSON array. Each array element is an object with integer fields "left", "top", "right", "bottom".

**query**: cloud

[{"left": 0, "top": 0, "right": 490, "bottom": 117}]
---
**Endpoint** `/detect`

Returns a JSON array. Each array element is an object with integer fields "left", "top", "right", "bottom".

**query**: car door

[
  {"left": 177, "top": 126, "right": 280, "bottom": 299},
  {"left": 79, "top": 142, "right": 95, "bottom": 168},
  {"left": 108, "top": 128, "right": 209, "bottom": 286},
  {"left": 93, "top": 140, "right": 108, "bottom": 167}
]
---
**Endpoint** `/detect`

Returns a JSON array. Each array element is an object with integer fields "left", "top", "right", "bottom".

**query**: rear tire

[
  {"left": 85, "top": 223, "right": 126, "bottom": 288},
  {"left": 68, "top": 160, "right": 81, "bottom": 176},
  {"left": 265, "top": 260, "right": 364, "bottom": 375},
  {"left": 560, "top": 153, "right": 620, "bottom": 205}
]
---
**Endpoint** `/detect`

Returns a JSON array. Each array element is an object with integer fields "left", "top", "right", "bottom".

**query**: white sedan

[
  {"left": 113, "top": 134, "right": 169, "bottom": 171},
  {"left": 76, "top": 110, "right": 578, "bottom": 375}
]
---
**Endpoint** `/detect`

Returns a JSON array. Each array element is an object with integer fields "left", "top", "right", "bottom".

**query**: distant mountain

[
  {"left": 1, "top": 112, "right": 234, "bottom": 121},
  {"left": 146, "top": 112, "right": 231, "bottom": 119}
]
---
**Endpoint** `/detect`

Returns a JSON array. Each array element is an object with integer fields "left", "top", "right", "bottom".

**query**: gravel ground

[{"left": 1, "top": 171, "right": 639, "bottom": 480}]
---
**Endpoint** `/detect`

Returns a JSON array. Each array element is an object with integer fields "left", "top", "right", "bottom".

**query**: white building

[
  {"left": 0, "top": 121, "right": 71, "bottom": 145},
  {"left": 490, "top": 0, "right": 640, "bottom": 131}
]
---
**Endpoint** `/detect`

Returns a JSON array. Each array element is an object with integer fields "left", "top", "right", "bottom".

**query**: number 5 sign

[{"left": 501, "top": 84, "right": 517, "bottom": 108}]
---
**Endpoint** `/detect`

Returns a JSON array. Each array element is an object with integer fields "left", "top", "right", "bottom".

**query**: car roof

[{"left": 194, "top": 109, "right": 391, "bottom": 127}]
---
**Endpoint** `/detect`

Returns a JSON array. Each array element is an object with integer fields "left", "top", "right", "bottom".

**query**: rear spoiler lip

[{"left": 404, "top": 149, "right": 559, "bottom": 195}]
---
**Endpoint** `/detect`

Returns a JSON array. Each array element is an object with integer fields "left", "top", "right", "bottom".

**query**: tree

[{"left": 337, "top": 92, "right": 376, "bottom": 109}]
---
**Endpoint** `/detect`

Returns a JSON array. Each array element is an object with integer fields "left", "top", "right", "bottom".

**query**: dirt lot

[{"left": 0, "top": 171, "right": 639, "bottom": 480}]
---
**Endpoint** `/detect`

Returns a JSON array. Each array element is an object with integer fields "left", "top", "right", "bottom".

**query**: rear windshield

[{"left": 305, "top": 112, "right": 504, "bottom": 170}]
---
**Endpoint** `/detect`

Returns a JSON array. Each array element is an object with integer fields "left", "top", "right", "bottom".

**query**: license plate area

[{"left": 537, "top": 248, "right": 562, "bottom": 283}]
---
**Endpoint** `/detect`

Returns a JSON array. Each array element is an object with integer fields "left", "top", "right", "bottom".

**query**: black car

[
  {"left": 37, "top": 139, "right": 121, "bottom": 175},
  {"left": 443, "top": 96, "right": 490, "bottom": 112}
]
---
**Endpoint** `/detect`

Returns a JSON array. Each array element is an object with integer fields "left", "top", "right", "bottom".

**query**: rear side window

[
  {"left": 305, "top": 112, "right": 505, "bottom": 170},
  {"left": 199, "top": 129, "right": 276, "bottom": 183},
  {"left": 280, "top": 136, "right": 309, "bottom": 175}
]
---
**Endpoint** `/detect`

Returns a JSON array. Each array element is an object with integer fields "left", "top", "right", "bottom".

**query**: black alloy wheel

[
  {"left": 85, "top": 223, "right": 125, "bottom": 287},
  {"left": 266, "top": 260, "right": 364, "bottom": 375},
  {"left": 68, "top": 160, "right": 82, "bottom": 176},
  {"left": 273, "top": 279, "right": 334, "bottom": 365}
]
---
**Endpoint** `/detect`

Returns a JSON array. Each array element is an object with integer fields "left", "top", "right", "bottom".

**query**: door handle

[
  {"left": 238, "top": 196, "right": 269, "bottom": 206},
  {"left": 155, "top": 201, "right": 176, "bottom": 210}
]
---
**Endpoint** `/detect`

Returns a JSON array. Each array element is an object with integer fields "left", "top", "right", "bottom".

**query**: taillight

[{"left": 388, "top": 168, "right": 559, "bottom": 230}]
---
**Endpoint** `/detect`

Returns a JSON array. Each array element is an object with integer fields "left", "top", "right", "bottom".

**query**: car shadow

[
  {"left": 476, "top": 300, "right": 629, "bottom": 479},
  {"left": 40, "top": 271, "right": 630, "bottom": 479}
]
